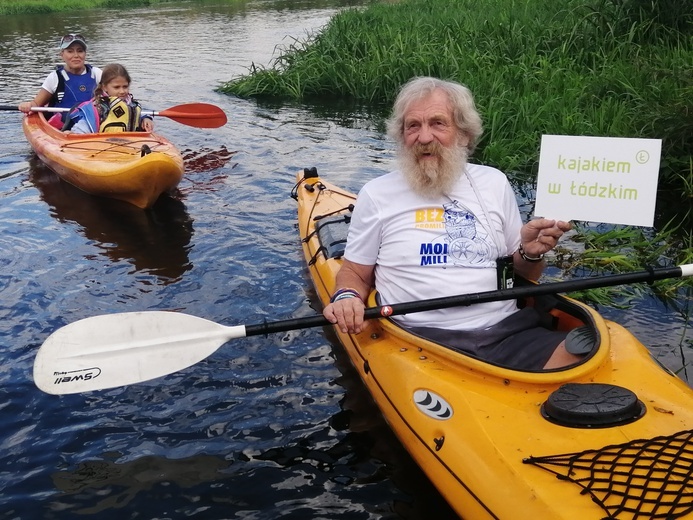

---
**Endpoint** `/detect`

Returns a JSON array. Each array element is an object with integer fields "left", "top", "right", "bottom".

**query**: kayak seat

[
  {"left": 518, "top": 291, "right": 561, "bottom": 330},
  {"left": 519, "top": 300, "right": 597, "bottom": 356}
]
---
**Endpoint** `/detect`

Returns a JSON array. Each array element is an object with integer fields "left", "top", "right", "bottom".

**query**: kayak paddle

[
  {"left": 0, "top": 102, "right": 227, "bottom": 129},
  {"left": 33, "top": 264, "right": 693, "bottom": 395}
]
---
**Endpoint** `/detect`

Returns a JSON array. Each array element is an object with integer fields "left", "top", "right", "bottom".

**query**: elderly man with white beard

[{"left": 323, "top": 76, "right": 580, "bottom": 370}]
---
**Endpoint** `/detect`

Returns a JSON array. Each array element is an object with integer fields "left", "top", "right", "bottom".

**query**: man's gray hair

[{"left": 385, "top": 77, "right": 483, "bottom": 153}]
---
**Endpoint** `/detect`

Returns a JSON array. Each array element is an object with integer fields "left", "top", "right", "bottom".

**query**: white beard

[{"left": 398, "top": 140, "right": 469, "bottom": 199}]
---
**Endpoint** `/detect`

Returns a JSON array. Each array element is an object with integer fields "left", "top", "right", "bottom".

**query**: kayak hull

[
  {"left": 22, "top": 112, "right": 184, "bottom": 209},
  {"left": 294, "top": 168, "right": 693, "bottom": 520}
]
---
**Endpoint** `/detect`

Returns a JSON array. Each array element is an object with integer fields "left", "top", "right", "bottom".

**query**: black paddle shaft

[{"left": 243, "top": 266, "right": 684, "bottom": 338}]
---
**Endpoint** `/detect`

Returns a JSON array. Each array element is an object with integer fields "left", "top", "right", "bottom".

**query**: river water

[{"left": 0, "top": 1, "right": 690, "bottom": 518}]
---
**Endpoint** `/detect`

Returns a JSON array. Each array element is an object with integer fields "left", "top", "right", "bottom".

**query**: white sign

[{"left": 534, "top": 135, "right": 662, "bottom": 227}]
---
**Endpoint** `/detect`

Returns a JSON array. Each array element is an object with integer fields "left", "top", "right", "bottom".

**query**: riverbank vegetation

[
  {"left": 0, "top": 0, "right": 171, "bottom": 15},
  {"left": 221, "top": 0, "right": 689, "bottom": 186},
  {"left": 221, "top": 0, "right": 692, "bottom": 308}
]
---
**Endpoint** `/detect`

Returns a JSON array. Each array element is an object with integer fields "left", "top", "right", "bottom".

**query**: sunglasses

[{"left": 60, "top": 34, "right": 86, "bottom": 46}]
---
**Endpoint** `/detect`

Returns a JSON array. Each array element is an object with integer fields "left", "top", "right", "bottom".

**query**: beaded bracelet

[
  {"left": 330, "top": 288, "right": 362, "bottom": 303},
  {"left": 518, "top": 243, "right": 544, "bottom": 262}
]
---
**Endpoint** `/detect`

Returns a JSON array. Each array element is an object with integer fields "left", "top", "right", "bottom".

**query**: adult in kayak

[
  {"left": 18, "top": 33, "right": 102, "bottom": 128},
  {"left": 63, "top": 63, "right": 154, "bottom": 134},
  {"left": 323, "top": 76, "right": 580, "bottom": 370}
]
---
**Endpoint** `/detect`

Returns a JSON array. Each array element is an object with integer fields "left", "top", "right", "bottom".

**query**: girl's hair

[{"left": 94, "top": 63, "right": 131, "bottom": 104}]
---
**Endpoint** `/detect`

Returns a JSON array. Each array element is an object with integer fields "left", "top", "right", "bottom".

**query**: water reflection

[
  {"left": 48, "top": 371, "right": 457, "bottom": 520},
  {"left": 51, "top": 455, "right": 233, "bottom": 515},
  {"left": 182, "top": 145, "right": 238, "bottom": 174},
  {"left": 328, "top": 330, "right": 460, "bottom": 520},
  {"left": 28, "top": 156, "right": 194, "bottom": 284}
]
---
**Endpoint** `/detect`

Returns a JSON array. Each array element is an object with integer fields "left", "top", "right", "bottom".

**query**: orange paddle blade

[{"left": 154, "top": 103, "right": 228, "bottom": 128}]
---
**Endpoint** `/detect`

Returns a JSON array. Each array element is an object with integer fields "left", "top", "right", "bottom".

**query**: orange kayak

[{"left": 22, "top": 112, "right": 184, "bottom": 209}]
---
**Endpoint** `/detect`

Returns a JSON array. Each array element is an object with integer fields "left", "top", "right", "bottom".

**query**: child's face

[{"left": 102, "top": 76, "right": 130, "bottom": 99}]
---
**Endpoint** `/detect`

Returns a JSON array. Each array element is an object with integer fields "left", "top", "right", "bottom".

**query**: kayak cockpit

[{"left": 307, "top": 202, "right": 604, "bottom": 370}]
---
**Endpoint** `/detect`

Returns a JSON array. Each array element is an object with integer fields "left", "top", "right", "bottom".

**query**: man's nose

[{"left": 418, "top": 124, "right": 433, "bottom": 144}]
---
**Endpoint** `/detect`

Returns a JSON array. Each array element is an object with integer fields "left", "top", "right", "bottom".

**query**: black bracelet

[{"left": 518, "top": 243, "right": 544, "bottom": 262}]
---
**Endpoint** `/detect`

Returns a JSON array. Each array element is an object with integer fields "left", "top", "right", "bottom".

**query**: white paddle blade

[{"left": 33, "top": 311, "right": 246, "bottom": 395}]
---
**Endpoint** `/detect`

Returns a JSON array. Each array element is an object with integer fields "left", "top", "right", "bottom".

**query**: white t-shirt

[
  {"left": 345, "top": 163, "right": 523, "bottom": 331},
  {"left": 40, "top": 65, "right": 103, "bottom": 94}
]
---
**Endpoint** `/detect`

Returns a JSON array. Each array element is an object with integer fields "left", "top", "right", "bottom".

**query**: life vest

[
  {"left": 98, "top": 97, "right": 144, "bottom": 133},
  {"left": 66, "top": 96, "right": 145, "bottom": 133},
  {"left": 51, "top": 64, "right": 97, "bottom": 111}
]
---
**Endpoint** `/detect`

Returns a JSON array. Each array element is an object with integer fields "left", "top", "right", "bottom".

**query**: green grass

[
  {"left": 0, "top": 0, "right": 182, "bottom": 15},
  {"left": 0, "top": 0, "right": 247, "bottom": 15}
]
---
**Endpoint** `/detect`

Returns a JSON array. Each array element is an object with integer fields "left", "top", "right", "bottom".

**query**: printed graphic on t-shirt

[{"left": 416, "top": 200, "right": 494, "bottom": 267}]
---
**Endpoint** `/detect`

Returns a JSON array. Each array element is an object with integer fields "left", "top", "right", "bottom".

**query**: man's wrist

[
  {"left": 518, "top": 243, "right": 544, "bottom": 262},
  {"left": 330, "top": 288, "right": 362, "bottom": 303}
]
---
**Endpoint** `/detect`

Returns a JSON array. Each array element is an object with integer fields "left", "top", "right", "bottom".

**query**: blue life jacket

[{"left": 51, "top": 64, "right": 98, "bottom": 121}]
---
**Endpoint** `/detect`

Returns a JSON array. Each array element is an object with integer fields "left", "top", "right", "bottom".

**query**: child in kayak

[
  {"left": 64, "top": 63, "right": 154, "bottom": 134},
  {"left": 18, "top": 33, "right": 103, "bottom": 129}
]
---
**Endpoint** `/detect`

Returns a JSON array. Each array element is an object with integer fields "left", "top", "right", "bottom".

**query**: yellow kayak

[
  {"left": 294, "top": 167, "right": 693, "bottom": 520},
  {"left": 23, "top": 112, "right": 184, "bottom": 209}
]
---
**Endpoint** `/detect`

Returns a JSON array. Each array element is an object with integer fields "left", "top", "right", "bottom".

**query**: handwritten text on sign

[{"left": 534, "top": 135, "right": 661, "bottom": 227}]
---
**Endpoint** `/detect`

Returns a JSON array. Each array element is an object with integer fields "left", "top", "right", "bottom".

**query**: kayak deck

[
  {"left": 293, "top": 167, "right": 693, "bottom": 520},
  {"left": 22, "top": 112, "right": 184, "bottom": 209}
]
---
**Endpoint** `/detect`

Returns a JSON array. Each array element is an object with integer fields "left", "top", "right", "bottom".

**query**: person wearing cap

[{"left": 18, "top": 33, "right": 102, "bottom": 127}]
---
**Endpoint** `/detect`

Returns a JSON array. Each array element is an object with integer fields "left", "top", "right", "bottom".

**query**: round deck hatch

[{"left": 541, "top": 383, "right": 645, "bottom": 428}]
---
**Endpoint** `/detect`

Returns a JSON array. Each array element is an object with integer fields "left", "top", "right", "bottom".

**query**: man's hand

[
  {"left": 520, "top": 218, "right": 572, "bottom": 257},
  {"left": 323, "top": 295, "right": 366, "bottom": 334}
]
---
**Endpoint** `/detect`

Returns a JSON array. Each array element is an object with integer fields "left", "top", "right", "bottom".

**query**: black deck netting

[{"left": 523, "top": 429, "right": 693, "bottom": 519}]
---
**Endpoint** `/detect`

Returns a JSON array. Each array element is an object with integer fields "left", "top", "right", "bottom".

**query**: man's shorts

[{"left": 405, "top": 307, "right": 568, "bottom": 371}]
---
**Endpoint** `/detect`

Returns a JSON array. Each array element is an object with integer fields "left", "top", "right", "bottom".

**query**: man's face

[
  {"left": 398, "top": 89, "right": 469, "bottom": 199},
  {"left": 402, "top": 89, "right": 469, "bottom": 154}
]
